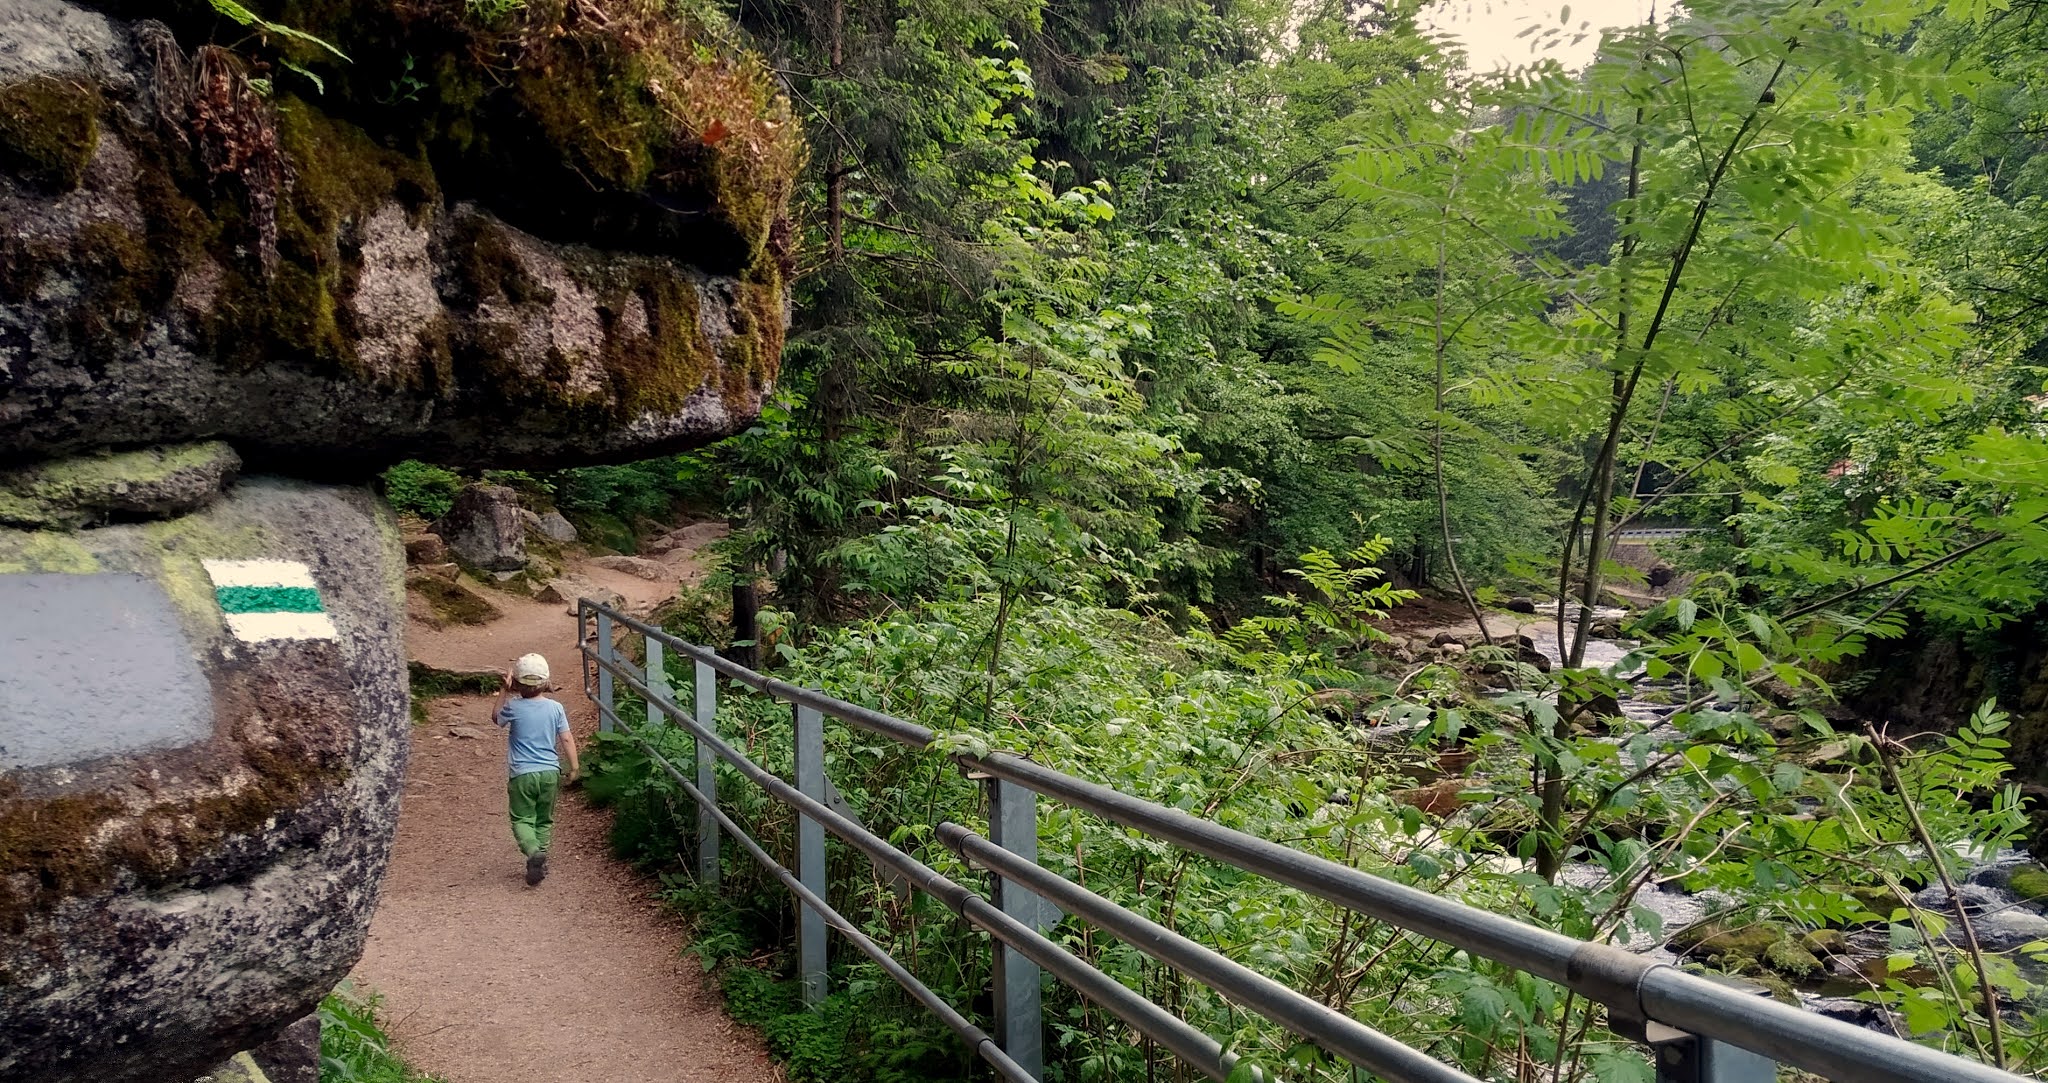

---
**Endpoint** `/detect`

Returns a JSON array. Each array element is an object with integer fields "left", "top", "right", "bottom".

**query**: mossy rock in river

[
  {"left": 0, "top": 0, "right": 796, "bottom": 474},
  {"left": 1670, "top": 918, "right": 1826, "bottom": 981}
]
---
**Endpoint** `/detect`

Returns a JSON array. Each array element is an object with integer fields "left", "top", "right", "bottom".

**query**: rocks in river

[
  {"left": 435, "top": 485, "right": 527, "bottom": 572},
  {"left": 1506, "top": 596, "right": 1538, "bottom": 613},
  {"left": 1393, "top": 777, "right": 1481, "bottom": 816},
  {"left": 1961, "top": 855, "right": 2048, "bottom": 899},
  {"left": 1668, "top": 919, "right": 1828, "bottom": 981},
  {"left": 1919, "top": 887, "right": 2048, "bottom": 951},
  {"left": 1855, "top": 864, "right": 2048, "bottom": 952},
  {"left": 1806, "top": 996, "right": 1905, "bottom": 1036},
  {"left": 1912, "top": 881, "right": 2007, "bottom": 914},
  {"left": 1311, "top": 688, "right": 1364, "bottom": 719}
]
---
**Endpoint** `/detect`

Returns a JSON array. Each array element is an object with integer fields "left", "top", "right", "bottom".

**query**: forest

[{"left": 371, "top": 0, "right": 2048, "bottom": 1077}]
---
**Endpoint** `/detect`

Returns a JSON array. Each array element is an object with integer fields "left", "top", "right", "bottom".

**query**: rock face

[
  {"left": 0, "top": 0, "right": 799, "bottom": 473},
  {"left": 0, "top": 441, "right": 241, "bottom": 528},
  {"left": 436, "top": 484, "right": 527, "bottom": 571},
  {"left": 0, "top": 1, "right": 798, "bottom": 1079},
  {"left": 0, "top": 473, "right": 407, "bottom": 1083}
]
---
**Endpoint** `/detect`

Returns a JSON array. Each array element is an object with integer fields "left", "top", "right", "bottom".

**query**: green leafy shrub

[
  {"left": 379, "top": 461, "right": 463, "bottom": 520},
  {"left": 319, "top": 984, "right": 442, "bottom": 1083}
]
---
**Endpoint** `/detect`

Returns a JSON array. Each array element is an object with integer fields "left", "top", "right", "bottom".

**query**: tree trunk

[{"left": 730, "top": 579, "right": 759, "bottom": 669}]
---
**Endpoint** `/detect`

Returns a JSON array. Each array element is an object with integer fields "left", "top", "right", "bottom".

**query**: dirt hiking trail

[{"left": 354, "top": 526, "right": 779, "bottom": 1083}]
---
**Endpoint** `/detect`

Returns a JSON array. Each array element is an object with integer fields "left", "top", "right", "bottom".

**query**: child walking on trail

[{"left": 495, "top": 653, "right": 580, "bottom": 886}]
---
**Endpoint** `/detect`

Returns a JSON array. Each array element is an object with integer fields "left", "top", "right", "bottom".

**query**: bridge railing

[{"left": 576, "top": 599, "right": 2026, "bottom": 1083}]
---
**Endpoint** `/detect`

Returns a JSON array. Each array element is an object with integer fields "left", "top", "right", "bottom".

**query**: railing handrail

[{"left": 578, "top": 599, "right": 2030, "bottom": 1083}]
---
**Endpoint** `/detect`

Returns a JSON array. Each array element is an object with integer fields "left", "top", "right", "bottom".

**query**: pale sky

[{"left": 1419, "top": 0, "right": 1659, "bottom": 71}]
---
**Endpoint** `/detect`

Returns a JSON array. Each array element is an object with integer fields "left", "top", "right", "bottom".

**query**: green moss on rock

[
  {"left": 1671, "top": 920, "right": 1786, "bottom": 958},
  {"left": 0, "top": 75, "right": 100, "bottom": 192},
  {"left": 0, "top": 530, "right": 101, "bottom": 575},
  {"left": 1764, "top": 938, "right": 1822, "bottom": 977},
  {"left": 2008, "top": 865, "right": 2048, "bottom": 901},
  {"left": 1801, "top": 928, "right": 1850, "bottom": 955},
  {"left": 410, "top": 574, "right": 500, "bottom": 625},
  {"left": 0, "top": 442, "right": 239, "bottom": 529},
  {"left": 1846, "top": 884, "right": 1906, "bottom": 921}
]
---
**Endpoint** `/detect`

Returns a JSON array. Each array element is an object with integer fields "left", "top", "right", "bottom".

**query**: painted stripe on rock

[
  {"left": 201, "top": 559, "right": 320, "bottom": 590},
  {"left": 203, "top": 559, "right": 336, "bottom": 641},
  {"left": 224, "top": 611, "right": 340, "bottom": 642},
  {"left": 214, "top": 585, "right": 324, "bottom": 614}
]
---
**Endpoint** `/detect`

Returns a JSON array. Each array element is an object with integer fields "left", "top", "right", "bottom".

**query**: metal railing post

[
  {"left": 795, "top": 700, "right": 828, "bottom": 1006},
  {"left": 694, "top": 659, "right": 720, "bottom": 889},
  {"left": 987, "top": 778, "right": 1045, "bottom": 1079},
  {"left": 645, "top": 638, "right": 665, "bottom": 728},
  {"left": 596, "top": 611, "right": 614, "bottom": 733},
  {"left": 576, "top": 603, "right": 590, "bottom": 696}
]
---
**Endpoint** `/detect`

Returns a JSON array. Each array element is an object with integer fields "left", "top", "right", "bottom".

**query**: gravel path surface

[{"left": 353, "top": 694, "right": 777, "bottom": 1083}]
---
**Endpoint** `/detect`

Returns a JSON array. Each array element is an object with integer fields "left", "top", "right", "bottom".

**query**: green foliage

[
  {"left": 550, "top": 457, "right": 714, "bottom": 547},
  {"left": 319, "top": 985, "right": 442, "bottom": 1083},
  {"left": 1223, "top": 538, "right": 1418, "bottom": 676},
  {"left": 209, "top": 0, "right": 350, "bottom": 62},
  {"left": 464, "top": 0, "right": 527, "bottom": 21},
  {"left": 587, "top": 0, "right": 2048, "bottom": 1076},
  {"left": 378, "top": 460, "right": 462, "bottom": 520}
]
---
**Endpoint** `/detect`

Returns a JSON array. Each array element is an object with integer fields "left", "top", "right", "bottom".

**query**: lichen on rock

[
  {"left": 0, "top": 477, "right": 409, "bottom": 1083},
  {"left": 0, "top": 440, "right": 240, "bottom": 528},
  {"left": 0, "top": 0, "right": 795, "bottom": 473}
]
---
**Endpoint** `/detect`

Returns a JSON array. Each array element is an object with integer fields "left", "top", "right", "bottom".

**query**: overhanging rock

[{"left": 0, "top": 0, "right": 800, "bottom": 473}]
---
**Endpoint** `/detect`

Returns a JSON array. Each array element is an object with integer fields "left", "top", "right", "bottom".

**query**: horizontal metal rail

[
  {"left": 632, "top": 737, "right": 1035, "bottom": 1083},
  {"left": 595, "top": 606, "right": 935, "bottom": 747},
  {"left": 939, "top": 824, "right": 1481, "bottom": 1083},
  {"left": 582, "top": 643, "right": 1254, "bottom": 1082},
  {"left": 581, "top": 600, "right": 2032, "bottom": 1083}
]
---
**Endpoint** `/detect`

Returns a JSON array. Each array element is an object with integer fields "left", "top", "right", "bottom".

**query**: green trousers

[{"left": 508, "top": 770, "right": 560, "bottom": 856}]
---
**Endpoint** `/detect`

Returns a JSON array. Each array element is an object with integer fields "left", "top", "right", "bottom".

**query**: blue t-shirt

[{"left": 497, "top": 695, "right": 570, "bottom": 778}]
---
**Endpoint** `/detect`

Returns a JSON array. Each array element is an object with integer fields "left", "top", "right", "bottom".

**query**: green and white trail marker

[{"left": 202, "top": 559, "right": 339, "bottom": 642}]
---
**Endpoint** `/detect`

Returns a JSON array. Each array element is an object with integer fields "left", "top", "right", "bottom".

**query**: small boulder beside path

[{"left": 435, "top": 485, "right": 526, "bottom": 571}]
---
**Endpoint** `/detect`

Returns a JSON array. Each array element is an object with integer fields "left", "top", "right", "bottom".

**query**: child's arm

[
  {"left": 558, "top": 724, "right": 581, "bottom": 782},
  {"left": 492, "top": 669, "right": 516, "bottom": 725}
]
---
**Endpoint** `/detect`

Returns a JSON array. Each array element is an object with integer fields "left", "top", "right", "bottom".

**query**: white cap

[{"left": 513, "top": 653, "right": 550, "bottom": 687}]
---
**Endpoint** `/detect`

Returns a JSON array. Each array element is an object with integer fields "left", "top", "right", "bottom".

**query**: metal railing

[{"left": 576, "top": 599, "right": 2029, "bottom": 1083}]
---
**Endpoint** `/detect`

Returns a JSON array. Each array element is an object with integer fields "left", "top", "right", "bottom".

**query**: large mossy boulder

[
  {"left": 0, "top": 2, "right": 799, "bottom": 1080},
  {"left": 0, "top": 461, "right": 407, "bottom": 1083},
  {"left": 0, "top": 0, "right": 799, "bottom": 472}
]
